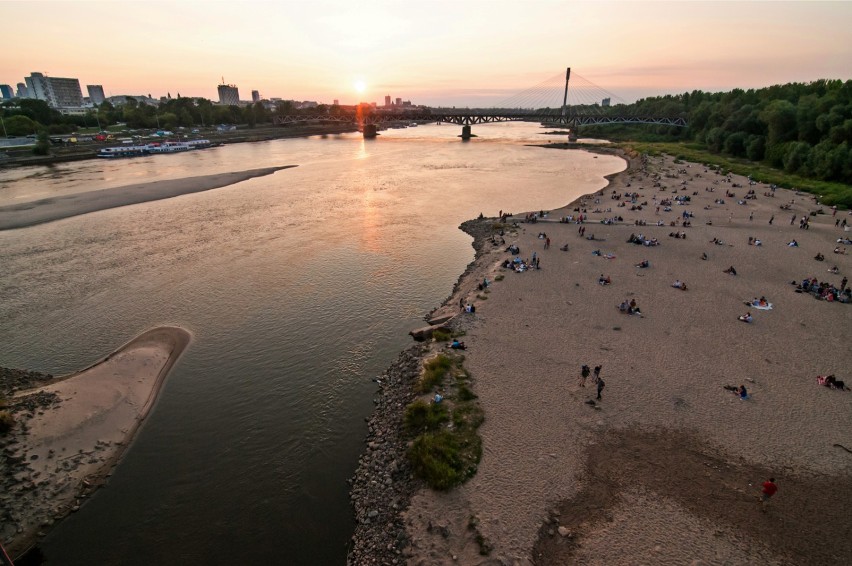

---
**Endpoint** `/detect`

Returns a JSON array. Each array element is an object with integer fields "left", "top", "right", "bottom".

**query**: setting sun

[{"left": 354, "top": 80, "right": 367, "bottom": 94}]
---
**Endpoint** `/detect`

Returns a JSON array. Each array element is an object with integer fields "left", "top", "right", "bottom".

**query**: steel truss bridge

[{"left": 272, "top": 68, "right": 688, "bottom": 137}]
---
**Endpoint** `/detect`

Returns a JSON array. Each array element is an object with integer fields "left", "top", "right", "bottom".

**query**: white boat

[
  {"left": 146, "top": 141, "right": 192, "bottom": 154},
  {"left": 97, "top": 139, "right": 213, "bottom": 158},
  {"left": 97, "top": 145, "right": 151, "bottom": 158}
]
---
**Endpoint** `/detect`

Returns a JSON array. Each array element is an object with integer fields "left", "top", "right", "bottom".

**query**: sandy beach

[
  {"left": 1, "top": 326, "right": 190, "bottom": 557},
  {"left": 353, "top": 150, "right": 852, "bottom": 565},
  {"left": 0, "top": 166, "right": 294, "bottom": 231}
]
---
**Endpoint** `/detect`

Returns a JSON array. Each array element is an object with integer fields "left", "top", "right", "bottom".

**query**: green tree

[{"left": 3, "top": 114, "right": 38, "bottom": 136}]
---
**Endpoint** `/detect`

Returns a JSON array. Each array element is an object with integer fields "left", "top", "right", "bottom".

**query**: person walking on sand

[
  {"left": 593, "top": 365, "right": 602, "bottom": 382},
  {"left": 580, "top": 364, "right": 590, "bottom": 387},
  {"left": 595, "top": 374, "right": 605, "bottom": 401},
  {"left": 760, "top": 478, "right": 778, "bottom": 511}
]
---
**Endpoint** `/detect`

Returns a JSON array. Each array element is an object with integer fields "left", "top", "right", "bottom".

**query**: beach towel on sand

[{"left": 744, "top": 301, "right": 773, "bottom": 310}]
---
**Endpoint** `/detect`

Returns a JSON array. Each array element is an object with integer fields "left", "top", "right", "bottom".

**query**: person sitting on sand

[
  {"left": 835, "top": 246, "right": 847, "bottom": 255},
  {"left": 618, "top": 300, "right": 629, "bottom": 313},
  {"left": 788, "top": 240, "right": 799, "bottom": 247},
  {"left": 450, "top": 339, "right": 466, "bottom": 350},
  {"left": 828, "top": 265, "right": 839, "bottom": 274},
  {"left": 560, "top": 243, "right": 569, "bottom": 251},
  {"left": 672, "top": 280, "right": 688, "bottom": 290},
  {"left": 815, "top": 252, "right": 825, "bottom": 261},
  {"left": 701, "top": 252, "right": 708, "bottom": 260},
  {"left": 738, "top": 311, "right": 754, "bottom": 323},
  {"left": 635, "top": 259, "right": 650, "bottom": 268},
  {"left": 628, "top": 298, "right": 642, "bottom": 316},
  {"left": 738, "top": 384, "right": 749, "bottom": 400},
  {"left": 723, "top": 266, "right": 737, "bottom": 275},
  {"left": 598, "top": 274, "right": 612, "bottom": 285}
]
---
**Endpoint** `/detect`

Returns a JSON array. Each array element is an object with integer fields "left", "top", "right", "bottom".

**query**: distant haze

[{"left": 1, "top": 0, "right": 850, "bottom": 106}]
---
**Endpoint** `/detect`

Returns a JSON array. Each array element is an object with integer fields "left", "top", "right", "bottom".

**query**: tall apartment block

[
  {"left": 24, "top": 72, "right": 84, "bottom": 108},
  {"left": 87, "top": 85, "right": 106, "bottom": 105},
  {"left": 218, "top": 83, "right": 240, "bottom": 105}
]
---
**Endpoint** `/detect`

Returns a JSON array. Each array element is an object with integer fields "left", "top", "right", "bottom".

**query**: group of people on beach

[{"left": 794, "top": 276, "right": 850, "bottom": 303}]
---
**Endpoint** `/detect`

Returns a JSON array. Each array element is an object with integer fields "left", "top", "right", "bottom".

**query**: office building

[
  {"left": 602, "top": 98, "right": 611, "bottom": 107},
  {"left": 16, "top": 82, "right": 29, "bottom": 98},
  {"left": 395, "top": 97, "right": 402, "bottom": 106},
  {"left": 87, "top": 85, "right": 106, "bottom": 105},
  {"left": 218, "top": 83, "right": 240, "bottom": 105},
  {"left": 0, "top": 84, "right": 13, "bottom": 99},
  {"left": 24, "top": 72, "right": 84, "bottom": 108},
  {"left": 251, "top": 90, "right": 261, "bottom": 103},
  {"left": 384, "top": 95, "right": 391, "bottom": 107}
]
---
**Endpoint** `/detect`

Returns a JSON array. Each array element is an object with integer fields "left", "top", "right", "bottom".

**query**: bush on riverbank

[
  {"left": 418, "top": 354, "right": 454, "bottom": 392},
  {"left": 406, "top": 354, "right": 484, "bottom": 490},
  {"left": 404, "top": 400, "right": 449, "bottom": 434}
]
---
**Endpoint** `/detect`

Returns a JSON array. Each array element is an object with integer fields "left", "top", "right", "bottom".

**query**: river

[{"left": 0, "top": 122, "right": 623, "bottom": 565}]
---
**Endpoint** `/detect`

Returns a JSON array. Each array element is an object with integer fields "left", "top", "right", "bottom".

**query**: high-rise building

[
  {"left": 87, "top": 85, "right": 106, "bottom": 105},
  {"left": 395, "top": 97, "right": 402, "bottom": 106},
  {"left": 24, "top": 72, "right": 84, "bottom": 108},
  {"left": 218, "top": 82, "right": 240, "bottom": 105},
  {"left": 601, "top": 98, "right": 611, "bottom": 107},
  {"left": 251, "top": 90, "right": 261, "bottom": 103},
  {"left": 384, "top": 95, "right": 391, "bottom": 107},
  {"left": 16, "top": 82, "right": 29, "bottom": 98},
  {"left": 333, "top": 99, "right": 339, "bottom": 106},
  {"left": 0, "top": 84, "right": 13, "bottom": 99}
]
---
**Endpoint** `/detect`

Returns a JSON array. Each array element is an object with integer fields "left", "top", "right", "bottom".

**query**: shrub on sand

[
  {"left": 404, "top": 400, "right": 449, "bottom": 435},
  {"left": 419, "top": 354, "right": 453, "bottom": 393}
]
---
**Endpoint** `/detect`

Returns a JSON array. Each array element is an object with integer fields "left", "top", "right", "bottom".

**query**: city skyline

[{"left": 1, "top": 1, "right": 850, "bottom": 107}]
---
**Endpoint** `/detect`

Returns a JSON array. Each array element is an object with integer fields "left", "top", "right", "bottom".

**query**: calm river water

[{"left": 0, "top": 123, "right": 623, "bottom": 565}]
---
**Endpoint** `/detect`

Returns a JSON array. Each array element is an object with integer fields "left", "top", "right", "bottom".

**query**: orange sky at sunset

[{"left": 1, "top": 0, "right": 850, "bottom": 106}]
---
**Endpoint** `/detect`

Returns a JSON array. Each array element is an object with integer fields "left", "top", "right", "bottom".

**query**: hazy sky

[{"left": 2, "top": 0, "right": 850, "bottom": 106}]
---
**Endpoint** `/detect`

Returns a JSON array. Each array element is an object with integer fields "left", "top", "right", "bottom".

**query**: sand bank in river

[
  {"left": 1, "top": 326, "right": 190, "bottom": 556},
  {"left": 0, "top": 165, "right": 294, "bottom": 230},
  {"left": 396, "top": 151, "right": 851, "bottom": 565}
]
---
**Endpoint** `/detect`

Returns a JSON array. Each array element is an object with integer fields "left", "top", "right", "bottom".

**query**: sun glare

[{"left": 354, "top": 80, "right": 367, "bottom": 94}]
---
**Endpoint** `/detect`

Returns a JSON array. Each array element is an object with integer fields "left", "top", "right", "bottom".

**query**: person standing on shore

[
  {"left": 595, "top": 374, "right": 605, "bottom": 401},
  {"left": 760, "top": 478, "right": 778, "bottom": 510},
  {"left": 769, "top": 215, "right": 774, "bottom": 225}
]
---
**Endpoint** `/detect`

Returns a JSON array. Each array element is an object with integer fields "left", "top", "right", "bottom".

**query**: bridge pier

[
  {"left": 363, "top": 124, "right": 378, "bottom": 138},
  {"left": 459, "top": 125, "right": 476, "bottom": 140}
]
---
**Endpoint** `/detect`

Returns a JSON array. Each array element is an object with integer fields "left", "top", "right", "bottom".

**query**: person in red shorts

[{"left": 760, "top": 478, "right": 778, "bottom": 510}]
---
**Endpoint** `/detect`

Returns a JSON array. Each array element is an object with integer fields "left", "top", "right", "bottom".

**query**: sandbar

[
  {"left": 0, "top": 165, "right": 295, "bottom": 230},
  {"left": 1, "top": 326, "right": 191, "bottom": 556}
]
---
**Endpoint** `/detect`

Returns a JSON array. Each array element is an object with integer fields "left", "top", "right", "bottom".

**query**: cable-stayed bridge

[{"left": 273, "top": 68, "right": 687, "bottom": 139}]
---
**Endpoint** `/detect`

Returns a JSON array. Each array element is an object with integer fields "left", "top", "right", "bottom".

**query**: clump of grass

[
  {"left": 494, "top": 274, "right": 504, "bottom": 282},
  {"left": 0, "top": 411, "right": 14, "bottom": 435},
  {"left": 432, "top": 329, "right": 453, "bottom": 342},
  {"left": 404, "top": 400, "right": 449, "bottom": 435},
  {"left": 477, "top": 294, "right": 488, "bottom": 300},
  {"left": 419, "top": 354, "right": 453, "bottom": 393},
  {"left": 408, "top": 428, "right": 482, "bottom": 491}
]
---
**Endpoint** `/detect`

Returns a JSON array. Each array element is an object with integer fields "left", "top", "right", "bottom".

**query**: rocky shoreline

[{"left": 346, "top": 216, "right": 504, "bottom": 565}]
